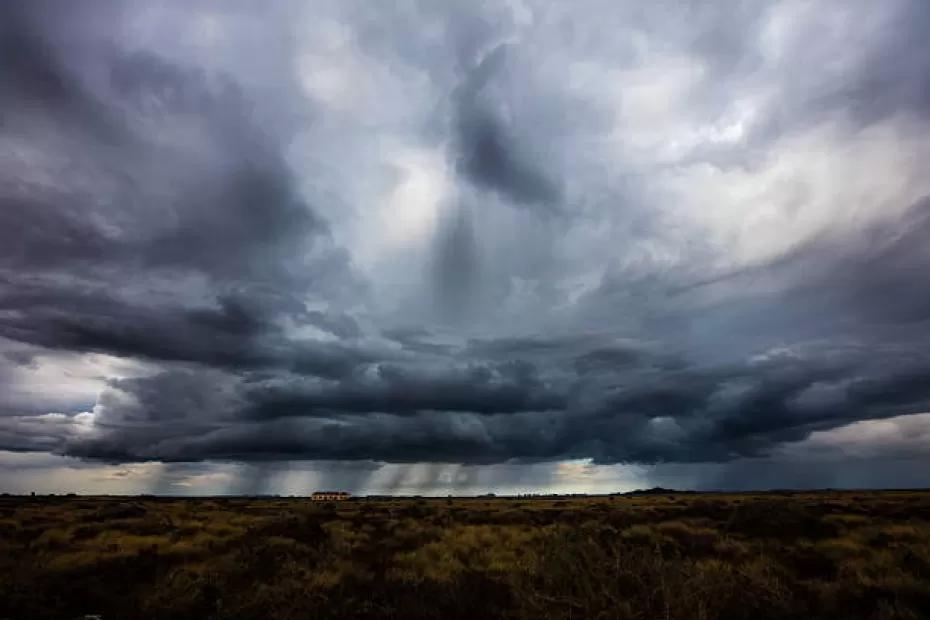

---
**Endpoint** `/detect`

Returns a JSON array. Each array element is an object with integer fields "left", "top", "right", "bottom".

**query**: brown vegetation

[{"left": 2, "top": 491, "right": 930, "bottom": 619}]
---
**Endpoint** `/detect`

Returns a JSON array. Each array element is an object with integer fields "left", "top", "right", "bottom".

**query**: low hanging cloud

[{"left": 2, "top": 1, "right": 930, "bottom": 491}]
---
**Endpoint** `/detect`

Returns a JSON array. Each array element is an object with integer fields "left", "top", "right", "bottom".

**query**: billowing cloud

[{"left": 2, "top": 1, "right": 930, "bottom": 492}]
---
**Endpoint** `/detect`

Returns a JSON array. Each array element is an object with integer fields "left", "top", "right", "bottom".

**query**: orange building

[{"left": 311, "top": 491, "right": 350, "bottom": 501}]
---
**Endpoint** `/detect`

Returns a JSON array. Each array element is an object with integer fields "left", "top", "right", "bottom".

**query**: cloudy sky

[{"left": 2, "top": 0, "right": 930, "bottom": 495}]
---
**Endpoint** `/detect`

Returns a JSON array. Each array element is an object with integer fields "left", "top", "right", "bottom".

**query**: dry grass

[{"left": 1, "top": 491, "right": 930, "bottom": 618}]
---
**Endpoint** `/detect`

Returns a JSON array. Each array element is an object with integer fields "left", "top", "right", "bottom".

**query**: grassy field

[{"left": 2, "top": 491, "right": 930, "bottom": 619}]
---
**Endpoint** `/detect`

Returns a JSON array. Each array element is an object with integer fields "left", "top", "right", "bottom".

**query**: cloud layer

[{"left": 2, "top": 1, "right": 930, "bottom": 491}]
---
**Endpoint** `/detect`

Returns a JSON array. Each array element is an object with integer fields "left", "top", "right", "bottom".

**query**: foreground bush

[{"left": 1, "top": 492, "right": 930, "bottom": 619}]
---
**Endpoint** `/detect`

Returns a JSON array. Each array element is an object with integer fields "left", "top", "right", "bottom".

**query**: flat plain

[{"left": 2, "top": 491, "right": 930, "bottom": 619}]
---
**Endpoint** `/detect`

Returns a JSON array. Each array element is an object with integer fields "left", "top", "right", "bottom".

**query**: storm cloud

[{"left": 2, "top": 0, "right": 930, "bottom": 492}]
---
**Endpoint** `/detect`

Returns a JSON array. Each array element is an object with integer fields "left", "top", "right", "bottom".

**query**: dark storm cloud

[
  {"left": 686, "top": 195, "right": 930, "bottom": 336},
  {"left": 804, "top": 1, "right": 930, "bottom": 127},
  {"left": 2, "top": 349, "right": 37, "bottom": 369},
  {"left": 244, "top": 358, "right": 564, "bottom": 418},
  {"left": 42, "top": 336, "right": 930, "bottom": 465},
  {"left": 304, "top": 310, "right": 362, "bottom": 339},
  {"left": 2, "top": 0, "right": 930, "bottom": 488},
  {"left": 0, "top": 3, "right": 123, "bottom": 142},
  {"left": 816, "top": 198, "right": 930, "bottom": 325},
  {"left": 684, "top": 0, "right": 930, "bottom": 167},
  {"left": 0, "top": 2, "right": 363, "bottom": 380},
  {"left": 452, "top": 45, "right": 562, "bottom": 211},
  {"left": 381, "top": 328, "right": 454, "bottom": 356},
  {"left": 0, "top": 51, "right": 323, "bottom": 282}
]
